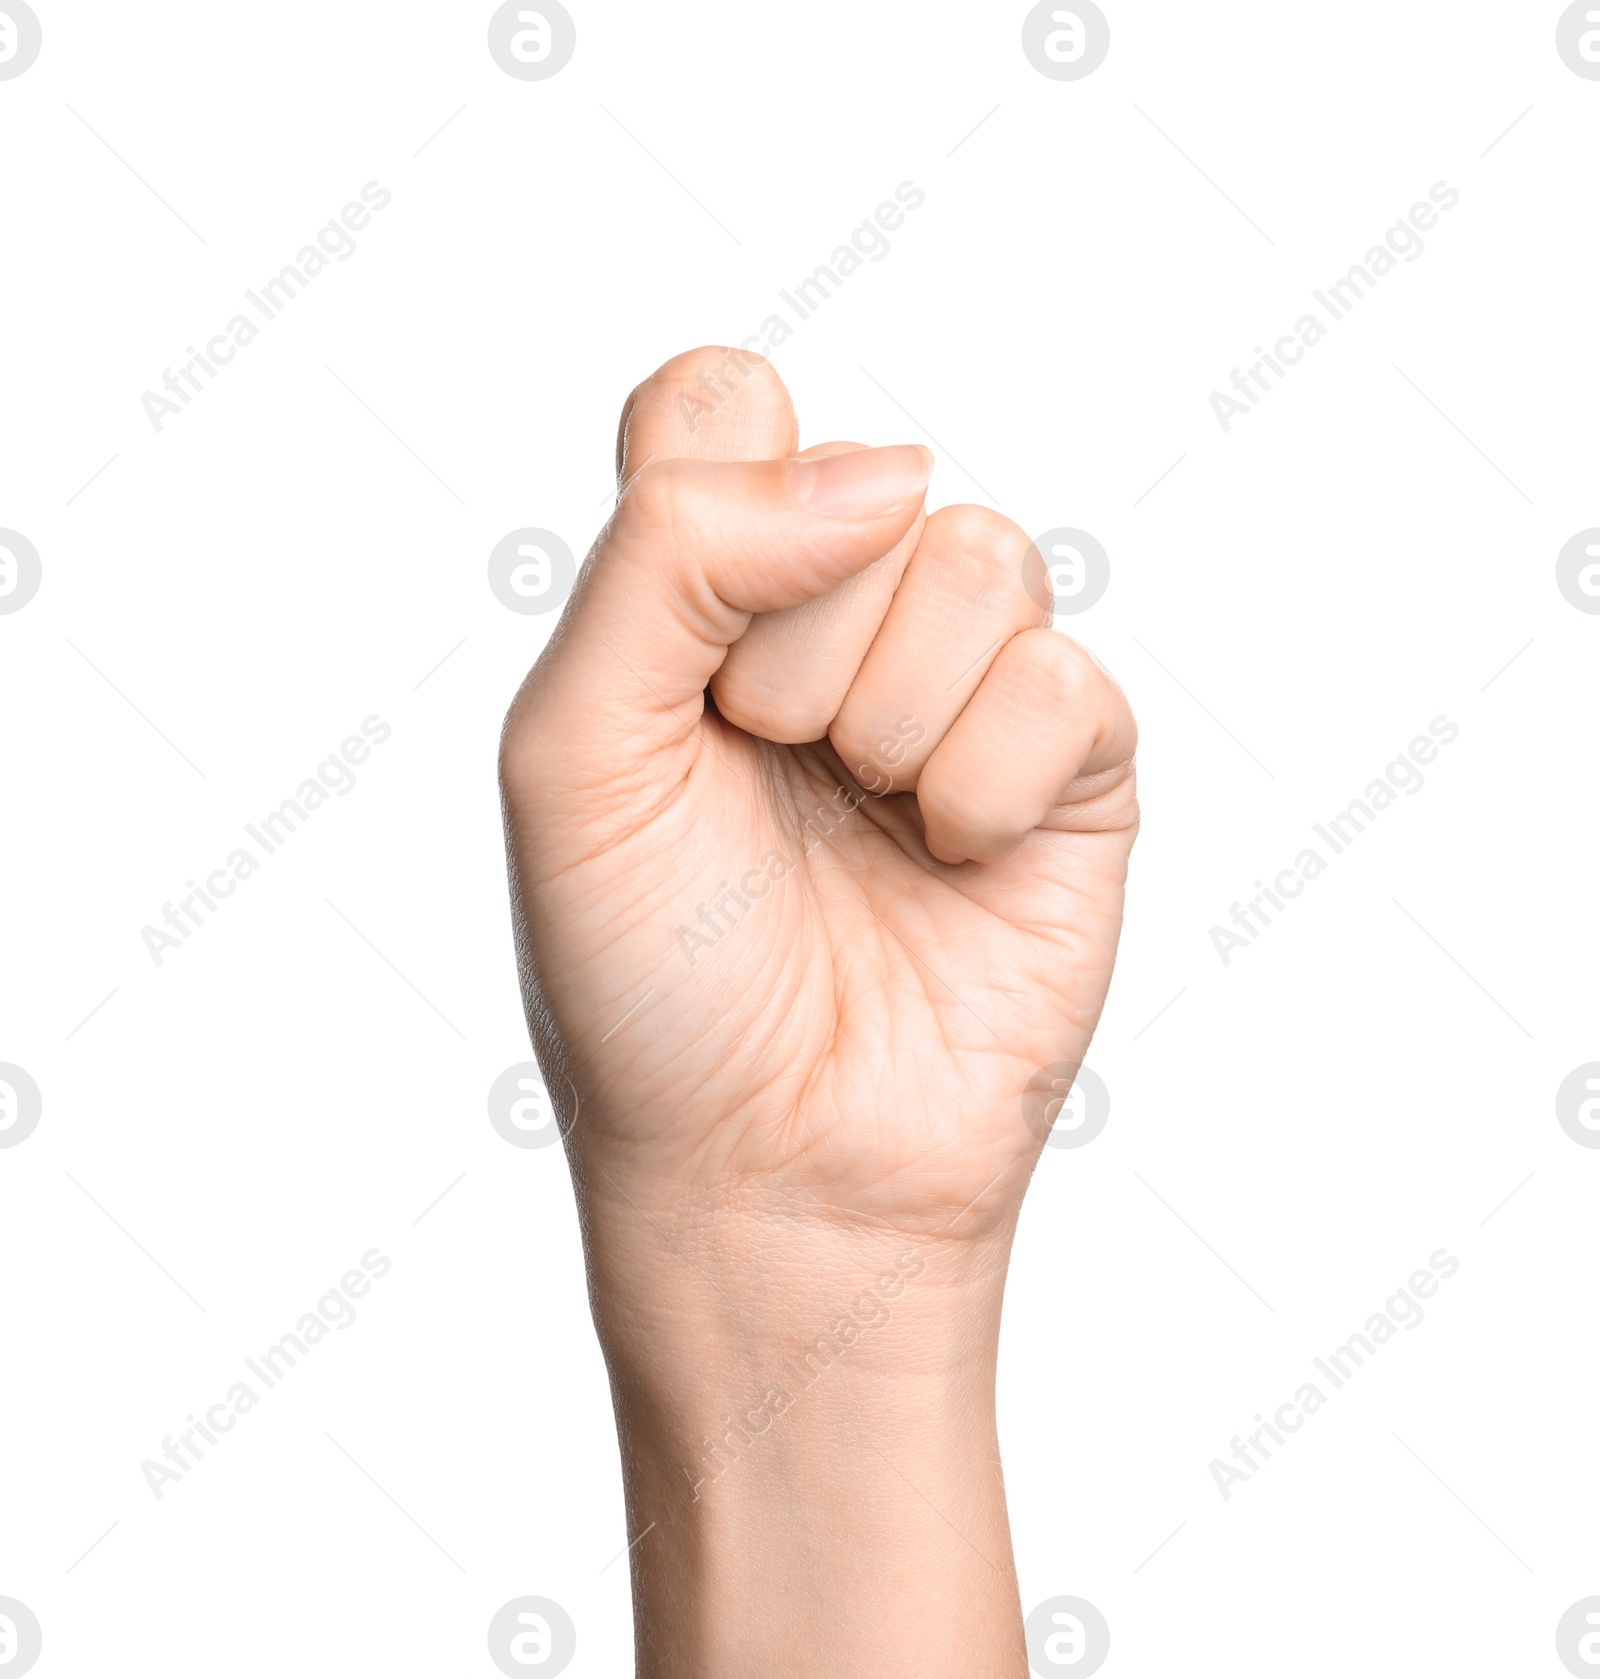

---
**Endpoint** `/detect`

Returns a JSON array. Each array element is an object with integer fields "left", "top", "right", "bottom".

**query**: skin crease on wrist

[{"left": 500, "top": 345, "right": 1138, "bottom": 1677}]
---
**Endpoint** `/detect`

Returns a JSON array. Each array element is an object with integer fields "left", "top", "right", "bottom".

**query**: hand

[
  {"left": 502, "top": 348, "right": 1136, "bottom": 1233},
  {"left": 500, "top": 347, "right": 1138, "bottom": 1677}
]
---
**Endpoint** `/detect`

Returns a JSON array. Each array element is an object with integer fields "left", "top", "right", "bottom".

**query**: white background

[{"left": 2, "top": 2, "right": 1598, "bottom": 1674}]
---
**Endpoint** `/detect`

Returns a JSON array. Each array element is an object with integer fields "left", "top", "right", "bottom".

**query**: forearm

[{"left": 582, "top": 1191, "right": 1029, "bottom": 1677}]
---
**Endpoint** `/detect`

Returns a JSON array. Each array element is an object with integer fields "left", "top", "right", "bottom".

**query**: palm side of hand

[{"left": 502, "top": 349, "right": 1136, "bottom": 1235}]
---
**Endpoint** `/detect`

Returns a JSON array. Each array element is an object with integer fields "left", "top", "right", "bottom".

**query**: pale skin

[{"left": 500, "top": 346, "right": 1139, "bottom": 1677}]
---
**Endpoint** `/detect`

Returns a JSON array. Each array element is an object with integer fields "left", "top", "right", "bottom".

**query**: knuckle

[
  {"left": 711, "top": 666, "right": 836, "bottom": 747},
  {"left": 1026, "top": 636, "right": 1140, "bottom": 820},
  {"left": 830, "top": 709, "right": 928, "bottom": 793},
  {"left": 1017, "top": 633, "right": 1132, "bottom": 741},
  {"left": 617, "top": 457, "right": 699, "bottom": 541},
  {"left": 919, "top": 763, "right": 1030, "bottom": 859},
  {"left": 1028, "top": 632, "right": 1101, "bottom": 708},
  {"left": 926, "top": 504, "right": 1035, "bottom": 598}
]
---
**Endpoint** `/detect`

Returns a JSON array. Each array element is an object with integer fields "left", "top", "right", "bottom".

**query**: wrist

[
  {"left": 576, "top": 1185, "right": 1027, "bottom": 1676},
  {"left": 578, "top": 1176, "right": 1013, "bottom": 1394}
]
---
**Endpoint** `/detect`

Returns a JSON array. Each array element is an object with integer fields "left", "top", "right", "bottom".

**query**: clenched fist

[{"left": 500, "top": 347, "right": 1137, "bottom": 1679}]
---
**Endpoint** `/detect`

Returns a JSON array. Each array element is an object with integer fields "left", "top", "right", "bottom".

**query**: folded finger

[
  {"left": 915, "top": 629, "right": 1138, "bottom": 864},
  {"left": 829, "top": 504, "right": 1047, "bottom": 793}
]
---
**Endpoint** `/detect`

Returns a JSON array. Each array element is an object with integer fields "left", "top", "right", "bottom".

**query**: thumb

[{"left": 509, "top": 444, "right": 931, "bottom": 778}]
